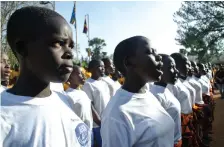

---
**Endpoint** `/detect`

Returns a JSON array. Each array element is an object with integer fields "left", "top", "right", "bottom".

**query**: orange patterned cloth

[
  {"left": 118, "top": 77, "right": 125, "bottom": 85},
  {"left": 63, "top": 82, "right": 70, "bottom": 91},
  {"left": 181, "top": 113, "right": 193, "bottom": 135}
]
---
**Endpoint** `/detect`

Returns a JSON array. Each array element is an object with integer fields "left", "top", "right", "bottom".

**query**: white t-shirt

[
  {"left": 179, "top": 78, "right": 196, "bottom": 106},
  {"left": 101, "top": 88, "right": 175, "bottom": 147},
  {"left": 0, "top": 86, "right": 6, "bottom": 92},
  {"left": 1, "top": 90, "right": 91, "bottom": 147},
  {"left": 114, "top": 81, "right": 121, "bottom": 92},
  {"left": 102, "top": 76, "right": 118, "bottom": 97},
  {"left": 201, "top": 75, "right": 212, "bottom": 89},
  {"left": 82, "top": 78, "right": 110, "bottom": 128},
  {"left": 193, "top": 76, "right": 210, "bottom": 96},
  {"left": 50, "top": 82, "right": 64, "bottom": 92},
  {"left": 167, "top": 79, "right": 192, "bottom": 114},
  {"left": 206, "top": 70, "right": 213, "bottom": 80},
  {"left": 66, "top": 88, "right": 93, "bottom": 131},
  {"left": 150, "top": 84, "right": 181, "bottom": 144},
  {"left": 187, "top": 77, "right": 204, "bottom": 104}
]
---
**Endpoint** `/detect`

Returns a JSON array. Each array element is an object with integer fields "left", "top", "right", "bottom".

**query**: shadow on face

[
  {"left": 161, "top": 56, "right": 178, "bottom": 85},
  {"left": 24, "top": 16, "right": 74, "bottom": 83},
  {"left": 126, "top": 37, "right": 163, "bottom": 82}
]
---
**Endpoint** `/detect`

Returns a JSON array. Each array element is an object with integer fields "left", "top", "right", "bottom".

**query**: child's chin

[{"left": 56, "top": 74, "right": 71, "bottom": 83}]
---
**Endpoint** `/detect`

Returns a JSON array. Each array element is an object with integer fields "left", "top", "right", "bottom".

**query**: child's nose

[{"left": 62, "top": 51, "right": 73, "bottom": 59}]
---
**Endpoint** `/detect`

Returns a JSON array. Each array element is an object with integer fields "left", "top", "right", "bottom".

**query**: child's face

[
  {"left": 105, "top": 60, "right": 115, "bottom": 75},
  {"left": 70, "top": 67, "right": 85, "bottom": 86},
  {"left": 93, "top": 61, "right": 105, "bottom": 78},
  {"left": 161, "top": 57, "right": 178, "bottom": 85},
  {"left": 128, "top": 39, "right": 163, "bottom": 82},
  {"left": 24, "top": 17, "right": 74, "bottom": 83},
  {"left": 1, "top": 54, "right": 11, "bottom": 82},
  {"left": 178, "top": 58, "right": 190, "bottom": 77}
]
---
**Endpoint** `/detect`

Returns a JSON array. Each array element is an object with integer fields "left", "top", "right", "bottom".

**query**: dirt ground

[{"left": 211, "top": 92, "right": 224, "bottom": 147}]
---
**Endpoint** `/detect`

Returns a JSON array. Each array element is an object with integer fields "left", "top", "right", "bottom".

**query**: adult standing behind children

[
  {"left": 1, "top": 7, "right": 91, "bottom": 147},
  {"left": 101, "top": 36, "right": 175, "bottom": 147},
  {"left": 82, "top": 60, "right": 111, "bottom": 147}
]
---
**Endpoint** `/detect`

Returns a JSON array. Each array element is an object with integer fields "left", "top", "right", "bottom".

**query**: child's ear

[{"left": 15, "top": 41, "right": 28, "bottom": 58}]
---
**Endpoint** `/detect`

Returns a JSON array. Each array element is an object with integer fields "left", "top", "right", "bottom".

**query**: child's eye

[{"left": 52, "top": 41, "right": 65, "bottom": 48}]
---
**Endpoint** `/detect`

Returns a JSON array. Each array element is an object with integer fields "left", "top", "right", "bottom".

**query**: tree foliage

[
  {"left": 174, "top": 1, "right": 224, "bottom": 62},
  {"left": 88, "top": 37, "right": 106, "bottom": 60}
]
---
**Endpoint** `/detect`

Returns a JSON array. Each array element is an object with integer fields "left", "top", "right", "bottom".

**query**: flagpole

[
  {"left": 87, "top": 14, "right": 90, "bottom": 42},
  {"left": 75, "top": 1, "right": 78, "bottom": 60}
]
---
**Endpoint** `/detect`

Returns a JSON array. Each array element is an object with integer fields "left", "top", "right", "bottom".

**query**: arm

[{"left": 91, "top": 103, "right": 101, "bottom": 126}]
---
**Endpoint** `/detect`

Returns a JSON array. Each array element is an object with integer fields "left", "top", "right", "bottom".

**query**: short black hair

[
  {"left": 170, "top": 53, "right": 186, "bottom": 66},
  {"left": 88, "top": 59, "right": 102, "bottom": 71},
  {"left": 113, "top": 36, "right": 148, "bottom": 76},
  {"left": 102, "top": 58, "right": 111, "bottom": 65},
  {"left": 7, "top": 6, "right": 65, "bottom": 55},
  {"left": 197, "top": 63, "right": 204, "bottom": 69}
]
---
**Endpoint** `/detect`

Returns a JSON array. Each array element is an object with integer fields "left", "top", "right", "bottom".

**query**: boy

[
  {"left": 171, "top": 53, "right": 196, "bottom": 108},
  {"left": 1, "top": 7, "right": 91, "bottom": 147},
  {"left": 82, "top": 59, "right": 110, "bottom": 147},
  {"left": 66, "top": 65, "right": 93, "bottom": 129},
  {"left": 102, "top": 58, "right": 120, "bottom": 97},
  {"left": 1, "top": 52, "right": 11, "bottom": 88},
  {"left": 66, "top": 65, "right": 98, "bottom": 147},
  {"left": 101, "top": 36, "right": 175, "bottom": 147},
  {"left": 150, "top": 54, "right": 182, "bottom": 147},
  {"left": 111, "top": 69, "right": 122, "bottom": 89}
]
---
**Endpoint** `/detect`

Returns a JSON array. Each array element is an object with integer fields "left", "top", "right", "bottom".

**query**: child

[
  {"left": 102, "top": 58, "right": 119, "bottom": 97},
  {"left": 1, "top": 7, "right": 91, "bottom": 147},
  {"left": 150, "top": 54, "right": 182, "bottom": 147},
  {"left": 66, "top": 65, "right": 93, "bottom": 127},
  {"left": 1, "top": 52, "right": 11, "bottom": 88},
  {"left": 186, "top": 61, "right": 204, "bottom": 105},
  {"left": 101, "top": 36, "right": 175, "bottom": 147},
  {"left": 171, "top": 53, "right": 196, "bottom": 108},
  {"left": 111, "top": 69, "right": 122, "bottom": 90},
  {"left": 82, "top": 59, "right": 110, "bottom": 147},
  {"left": 66, "top": 65, "right": 96, "bottom": 146}
]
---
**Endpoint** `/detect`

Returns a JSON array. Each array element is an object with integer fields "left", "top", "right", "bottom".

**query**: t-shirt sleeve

[
  {"left": 82, "top": 83, "right": 94, "bottom": 102},
  {"left": 101, "top": 117, "right": 132, "bottom": 147}
]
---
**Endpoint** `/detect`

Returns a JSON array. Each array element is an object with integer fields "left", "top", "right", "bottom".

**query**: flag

[
  {"left": 83, "top": 18, "right": 88, "bottom": 34},
  {"left": 70, "top": 2, "right": 76, "bottom": 29}
]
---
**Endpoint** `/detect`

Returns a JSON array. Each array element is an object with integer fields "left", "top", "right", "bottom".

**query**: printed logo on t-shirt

[{"left": 75, "top": 123, "right": 89, "bottom": 146}]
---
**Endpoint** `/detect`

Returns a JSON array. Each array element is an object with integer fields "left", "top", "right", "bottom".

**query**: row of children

[{"left": 0, "top": 6, "right": 217, "bottom": 147}]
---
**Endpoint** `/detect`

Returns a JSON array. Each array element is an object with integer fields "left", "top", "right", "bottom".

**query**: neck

[
  {"left": 154, "top": 81, "right": 167, "bottom": 87},
  {"left": 70, "top": 83, "right": 79, "bottom": 89},
  {"left": 122, "top": 74, "right": 147, "bottom": 93},
  {"left": 7, "top": 67, "right": 51, "bottom": 97},
  {"left": 179, "top": 75, "right": 187, "bottom": 80},
  {"left": 91, "top": 75, "right": 100, "bottom": 80}
]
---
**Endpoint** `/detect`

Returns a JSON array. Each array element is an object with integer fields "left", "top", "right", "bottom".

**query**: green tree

[
  {"left": 1, "top": 1, "right": 52, "bottom": 66},
  {"left": 174, "top": 1, "right": 224, "bottom": 62},
  {"left": 88, "top": 37, "right": 106, "bottom": 60}
]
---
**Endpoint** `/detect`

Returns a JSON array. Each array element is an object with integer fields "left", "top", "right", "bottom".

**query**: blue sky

[{"left": 56, "top": 1, "right": 183, "bottom": 58}]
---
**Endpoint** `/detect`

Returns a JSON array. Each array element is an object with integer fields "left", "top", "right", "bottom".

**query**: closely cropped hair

[
  {"left": 170, "top": 53, "right": 186, "bottom": 66},
  {"left": 88, "top": 59, "right": 102, "bottom": 71},
  {"left": 113, "top": 36, "right": 148, "bottom": 76},
  {"left": 7, "top": 6, "right": 64, "bottom": 54}
]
